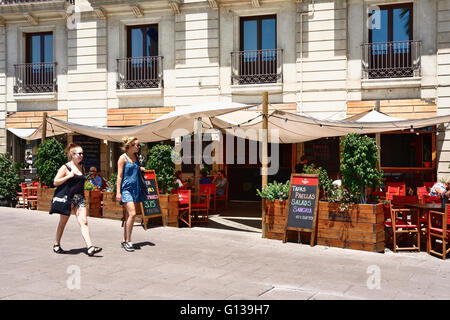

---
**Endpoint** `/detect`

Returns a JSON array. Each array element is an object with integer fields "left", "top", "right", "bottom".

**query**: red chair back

[
  {"left": 392, "top": 195, "right": 418, "bottom": 206},
  {"left": 424, "top": 194, "right": 441, "bottom": 204},
  {"left": 177, "top": 190, "right": 190, "bottom": 206},
  {"left": 200, "top": 184, "right": 215, "bottom": 195},
  {"left": 32, "top": 181, "right": 39, "bottom": 187},
  {"left": 21, "top": 182, "right": 29, "bottom": 196},
  {"left": 386, "top": 182, "right": 406, "bottom": 196},
  {"left": 417, "top": 187, "right": 428, "bottom": 201},
  {"left": 386, "top": 186, "right": 399, "bottom": 201}
]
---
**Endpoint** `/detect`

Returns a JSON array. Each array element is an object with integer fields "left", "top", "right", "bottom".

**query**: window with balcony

[
  {"left": 14, "top": 32, "right": 56, "bottom": 93},
  {"left": 231, "top": 15, "right": 282, "bottom": 85},
  {"left": 362, "top": 3, "right": 421, "bottom": 79},
  {"left": 117, "top": 24, "right": 163, "bottom": 89}
]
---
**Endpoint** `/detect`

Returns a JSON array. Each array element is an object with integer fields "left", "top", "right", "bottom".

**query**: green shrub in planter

[
  {"left": 303, "top": 163, "right": 335, "bottom": 200},
  {"left": 0, "top": 153, "right": 20, "bottom": 205},
  {"left": 145, "top": 144, "right": 176, "bottom": 194},
  {"left": 35, "top": 138, "right": 66, "bottom": 188},
  {"left": 84, "top": 180, "right": 95, "bottom": 191},
  {"left": 106, "top": 173, "right": 118, "bottom": 193},
  {"left": 257, "top": 180, "right": 290, "bottom": 202},
  {"left": 340, "top": 133, "right": 383, "bottom": 204}
]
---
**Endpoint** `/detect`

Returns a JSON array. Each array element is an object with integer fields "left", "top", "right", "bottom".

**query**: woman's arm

[
  {"left": 53, "top": 165, "right": 74, "bottom": 187},
  {"left": 116, "top": 156, "right": 125, "bottom": 201}
]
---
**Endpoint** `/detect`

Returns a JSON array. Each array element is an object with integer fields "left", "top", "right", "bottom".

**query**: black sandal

[
  {"left": 53, "top": 244, "right": 66, "bottom": 254},
  {"left": 87, "top": 246, "right": 102, "bottom": 256}
]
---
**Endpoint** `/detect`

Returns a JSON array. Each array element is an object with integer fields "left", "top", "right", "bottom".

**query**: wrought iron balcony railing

[
  {"left": 1, "top": 0, "right": 74, "bottom": 4},
  {"left": 231, "top": 49, "right": 283, "bottom": 85},
  {"left": 14, "top": 62, "right": 57, "bottom": 93},
  {"left": 117, "top": 56, "right": 163, "bottom": 89},
  {"left": 361, "top": 40, "right": 421, "bottom": 79}
]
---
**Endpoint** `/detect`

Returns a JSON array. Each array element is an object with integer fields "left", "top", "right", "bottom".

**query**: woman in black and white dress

[{"left": 52, "top": 143, "right": 102, "bottom": 257}]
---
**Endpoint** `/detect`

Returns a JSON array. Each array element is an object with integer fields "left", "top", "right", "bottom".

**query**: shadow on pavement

[{"left": 134, "top": 241, "right": 155, "bottom": 249}]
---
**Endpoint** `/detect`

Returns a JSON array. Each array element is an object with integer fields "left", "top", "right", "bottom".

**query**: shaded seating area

[{"left": 427, "top": 204, "right": 450, "bottom": 259}]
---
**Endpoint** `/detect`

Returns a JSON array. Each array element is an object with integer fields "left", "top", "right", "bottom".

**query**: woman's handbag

[{"left": 49, "top": 165, "right": 72, "bottom": 216}]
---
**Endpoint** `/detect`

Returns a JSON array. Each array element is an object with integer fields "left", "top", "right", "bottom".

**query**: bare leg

[
  {"left": 75, "top": 206, "right": 93, "bottom": 248},
  {"left": 124, "top": 202, "right": 136, "bottom": 242},
  {"left": 123, "top": 207, "right": 129, "bottom": 242},
  {"left": 55, "top": 214, "right": 70, "bottom": 245}
]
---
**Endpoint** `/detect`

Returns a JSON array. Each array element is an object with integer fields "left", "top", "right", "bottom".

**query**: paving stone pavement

[{"left": 1, "top": 207, "right": 450, "bottom": 300}]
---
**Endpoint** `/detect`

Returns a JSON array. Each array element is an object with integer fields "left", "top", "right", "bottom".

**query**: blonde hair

[
  {"left": 122, "top": 136, "right": 138, "bottom": 151},
  {"left": 65, "top": 143, "right": 82, "bottom": 160}
]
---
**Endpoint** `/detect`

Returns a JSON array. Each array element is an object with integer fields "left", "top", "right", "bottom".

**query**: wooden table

[{"left": 404, "top": 203, "right": 443, "bottom": 233}]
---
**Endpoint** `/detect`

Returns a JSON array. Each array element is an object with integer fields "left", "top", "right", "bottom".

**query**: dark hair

[
  {"left": 176, "top": 170, "right": 182, "bottom": 179},
  {"left": 300, "top": 155, "right": 307, "bottom": 162},
  {"left": 201, "top": 171, "right": 208, "bottom": 178},
  {"left": 219, "top": 170, "right": 226, "bottom": 176}
]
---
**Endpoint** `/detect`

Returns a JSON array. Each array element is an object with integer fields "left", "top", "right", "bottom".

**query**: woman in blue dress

[{"left": 116, "top": 137, "right": 147, "bottom": 252}]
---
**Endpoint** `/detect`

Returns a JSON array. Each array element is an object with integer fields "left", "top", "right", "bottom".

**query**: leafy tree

[
  {"left": 34, "top": 138, "right": 67, "bottom": 188},
  {"left": 145, "top": 144, "right": 176, "bottom": 194},
  {"left": 0, "top": 153, "right": 20, "bottom": 203},
  {"left": 303, "top": 163, "right": 335, "bottom": 200},
  {"left": 340, "top": 133, "right": 383, "bottom": 204}
]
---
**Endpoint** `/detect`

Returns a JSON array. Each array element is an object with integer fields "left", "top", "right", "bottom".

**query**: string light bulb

[{"left": 410, "top": 125, "right": 414, "bottom": 132}]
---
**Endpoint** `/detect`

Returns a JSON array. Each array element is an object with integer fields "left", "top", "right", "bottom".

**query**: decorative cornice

[
  {"left": 94, "top": 7, "right": 106, "bottom": 19},
  {"left": 23, "top": 12, "right": 38, "bottom": 25},
  {"left": 251, "top": 0, "right": 260, "bottom": 8},
  {"left": 208, "top": 0, "right": 218, "bottom": 10},
  {"left": 168, "top": 0, "right": 180, "bottom": 14},
  {"left": 130, "top": 4, "right": 144, "bottom": 17}
]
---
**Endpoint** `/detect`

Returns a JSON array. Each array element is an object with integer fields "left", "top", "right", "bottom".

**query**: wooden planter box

[
  {"left": 317, "top": 201, "right": 385, "bottom": 253},
  {"left": 37, "top": 187, "right": 55, "bottom": 212},
  {"left": 159, "top": 194, "right": 179, "bottom": 227},
  {"left": 86, "top": 190, "right": 102, "bottom": 218},
  {"left": 101, "top": 192, "right": 142, "bottom": 223},
  {"left": 264, "top": 199, "right": 288, "bottom": 241}
]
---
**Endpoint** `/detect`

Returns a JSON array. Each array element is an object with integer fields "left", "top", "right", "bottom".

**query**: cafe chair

[
  {"left": 200, "top": 183, "right": 216, "bottom": 214},
  {"left": 388, "top": 202, "right": 420, "bottom": 252},
  {"left": 424, "top": 182, "right": 435, "bottom": 192},
  {"left": 17, "top": 182, "right": 27, "bottom": 208},
  {"left": 191, "top": 191, "right": 210, "bottom": 223},
  {"left": 385, "top": 186, "right": 400, "bottom": 202},
  {"left": 427, "top": 204, "right": 450, "bottom": 259},
  {"left": 177, "top": 189, "right": 191, "bottom": 228},
  {"left": 215, "top": 182, "right": 229, "bottom": 211},
  {"left": 386, "top": 182, "right": 406, "bottom": 196},
  {"left": 417, "top": 187, "right": 428, "bottom": 204},
  {"left": 423, "top": 194, "right": 441, "bottom": 204}
]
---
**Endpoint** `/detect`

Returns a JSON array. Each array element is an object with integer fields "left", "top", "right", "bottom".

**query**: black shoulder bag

[{"left": 49, "top": 164, "right": 72, "bottom": 216}]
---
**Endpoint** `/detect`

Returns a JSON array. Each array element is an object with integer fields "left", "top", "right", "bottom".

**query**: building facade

[{"left": 1, "top": 0, "right": 450, "bottom": 193}]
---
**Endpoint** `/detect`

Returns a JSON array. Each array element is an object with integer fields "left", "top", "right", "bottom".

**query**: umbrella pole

[
  {"left": 261, "top": 91, "right": 268, "bottom": 238},
  {"left": 42, "top": 112, "right": 47, "bottom": 142},
  {"left": 195, "top": 117, "right": 202, "bottom": 194}
]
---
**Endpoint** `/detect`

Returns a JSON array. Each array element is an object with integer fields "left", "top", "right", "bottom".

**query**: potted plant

[
  {"left": 145, "top": 144, "right": 178, "bottom": 227},
  {"left": 84, "top": 180, "right": 102, "bottom": 218},
  {"left": 302, "top": 164, "right": 335, "bottom": 201},
  {"left": 0, "top": 153, "right": 20, "bottom": 207},
  {"left": 257, "top": 180, "right": 290, "bottom": 240},
  {"left": 317, "top": 133, "right": 385, "bottom": 253},
  {"left": 34, "top": 138, "right": 66, "bottom": 211}
]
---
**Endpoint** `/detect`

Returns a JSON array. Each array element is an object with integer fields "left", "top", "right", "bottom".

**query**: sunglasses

[{"left": 73, "top": 152, "right": 84, "bottom": 156}]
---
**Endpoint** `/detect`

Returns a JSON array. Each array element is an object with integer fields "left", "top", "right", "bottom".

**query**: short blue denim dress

[{"left": 120, "top": 156, "right": 147, "bottom": 205}]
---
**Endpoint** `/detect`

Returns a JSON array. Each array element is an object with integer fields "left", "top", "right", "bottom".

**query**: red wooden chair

[
  {"left": 191, "top": 191, "right": 210, "bottom": 223},
  {"left": 177, "top": 189, "right": 191, "bottom": 228},
  {"left": 385, "top": 186, "right": 400, "bottom": 202},
  {"left": 423, "top": 194, "right": 441, "bottom": 204},
  {"left": 22, "top": 183, "right": 37, "bottom": 210},
  {"left": 215, "top": 181, "right": 229, "bottom": 210},
  {"left": 386, "top": 182, "right": 406, "bottom": 196},
  {"left": 427, "top": 204, "right": 450, "bottom": 259},
  {"left": 389, "top": 202, "right": 420, "bottom": 252},
  {"left": 16, "top": 182, "right": 27, "bottom": 208},
  {"left": 417, "top": 186, "right": 428, "bottom": 204},
  {"left": 200, "top": 183, "right": 216, "bottom": 214}
]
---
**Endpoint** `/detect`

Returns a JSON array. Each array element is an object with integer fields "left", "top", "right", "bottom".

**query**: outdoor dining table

[{"left": 404, "top": 203, "right": 443, "bottom": 234}]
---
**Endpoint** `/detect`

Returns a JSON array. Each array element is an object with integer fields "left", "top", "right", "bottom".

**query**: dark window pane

[
  {"left": 145, "top": 27, "right": 158, "bottom": 57},
  {"left": 261, "top": 18, "right": 276, "bottom": 50},
  {"left": 243, "top": 20, "right": 257, "bottom": 51}
]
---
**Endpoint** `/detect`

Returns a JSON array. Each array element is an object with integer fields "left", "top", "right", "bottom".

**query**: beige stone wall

[{"left": 0, "top": 25, "right": 5, "bottom": 153}]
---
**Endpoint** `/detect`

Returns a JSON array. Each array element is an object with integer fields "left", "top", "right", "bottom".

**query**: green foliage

[
  {"left": 0, "top": 153, "right": 20, "bottom": 201},
  {"left": 303, "top": 163, "right": 335, "bottom": 200},
  {"left": 328, "top": 186, "right": 359, "bottom": 213},
  {"left": 340, "top": 133, "right": 383, "bottom": 203},
  {"left": 84, "top": 180, "right": 95, "bottom": 191},
  {"left": 257, "top": 180, "right": 290, "bottom": 201},
  {"left": 145, "top": 144, "right": 176, "bottom": 194},
  {"left": 106, "top": 173, "right": 117, "bottom": 193},
  {"left": 34, "top": 138, "right": 66, "bottom": 188}
]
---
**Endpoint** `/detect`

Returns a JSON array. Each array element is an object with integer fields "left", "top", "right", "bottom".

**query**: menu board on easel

[
  {"left": 282, "top": 173, "right": 319, "bottom": 246},
  {"left": 140, "top": 170, "right": 163, "bottom": 230}
]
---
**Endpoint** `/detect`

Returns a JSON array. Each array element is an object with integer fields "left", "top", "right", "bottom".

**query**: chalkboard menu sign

[
  {"left": 140, "top": 170, "right": 163, "bottom": 230},
  {"left": 283, "top": 174, "right": 319, "bottom": 246}
]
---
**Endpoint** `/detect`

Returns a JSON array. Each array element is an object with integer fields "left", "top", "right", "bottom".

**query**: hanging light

[{"left": 410, "top": 125, "right": 414, "bottom": 132}]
